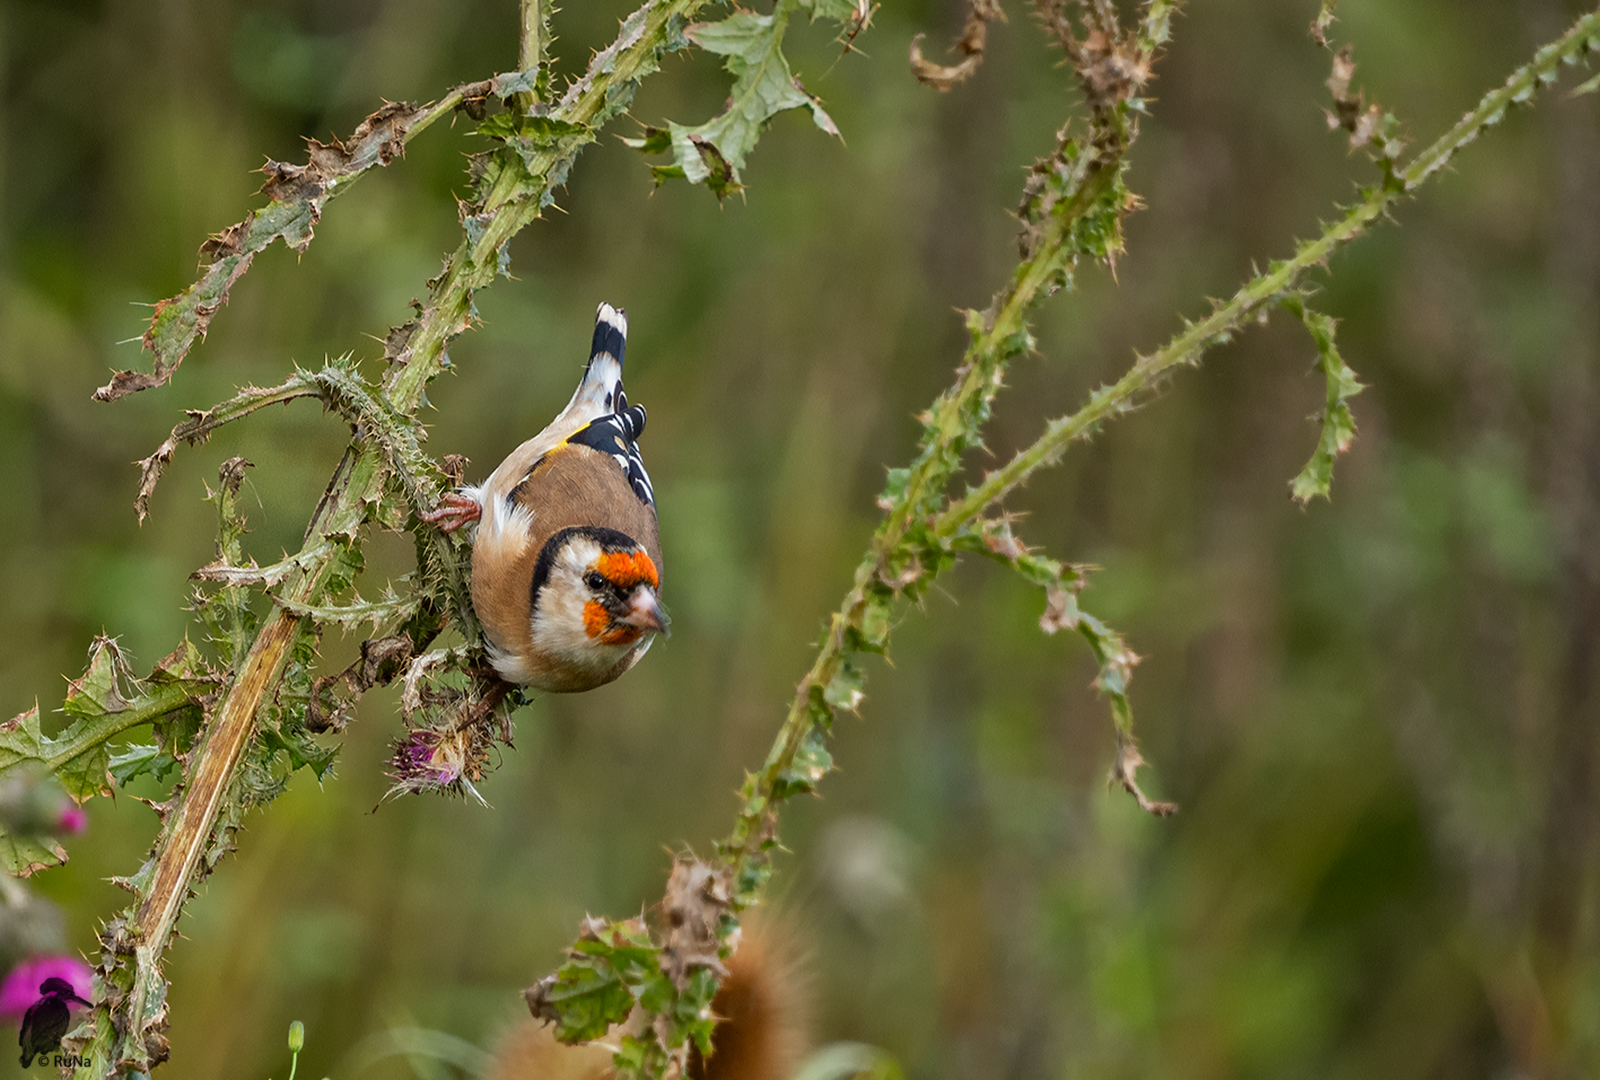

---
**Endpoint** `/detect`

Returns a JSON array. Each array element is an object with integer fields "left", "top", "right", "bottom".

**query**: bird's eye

[{"left": 584, "top": 571, "right": 606, "bottom": 591}]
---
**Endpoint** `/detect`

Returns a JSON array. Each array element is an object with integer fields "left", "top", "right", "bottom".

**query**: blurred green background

[{"left": 2, "top": 0, "right": 1599, "bottom": 1077}]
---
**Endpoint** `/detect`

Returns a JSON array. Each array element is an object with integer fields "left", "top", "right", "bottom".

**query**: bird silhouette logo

[{"left": 18, "top": 976, "right": 89, "bottom": 1067}]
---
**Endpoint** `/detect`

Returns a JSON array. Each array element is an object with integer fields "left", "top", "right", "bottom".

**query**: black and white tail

[
  {"left": 564, "top": 302, "right": 629, "bottom": 421},
  {"left": 535, "top": 302, "right": 653, "bottom": 508}
]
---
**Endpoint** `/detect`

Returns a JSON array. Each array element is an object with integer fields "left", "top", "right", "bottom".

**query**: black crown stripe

[{"left": 529, "top": 525, "right": 642, "bottom": 614}]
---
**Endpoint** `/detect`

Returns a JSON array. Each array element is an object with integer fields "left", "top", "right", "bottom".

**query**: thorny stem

[
  {"left": 520, "top": 0, "right": 547, "bottom": 104},
  {"left": 384, "top": 0, "right": 711, "bottom": 415},
  {"left": 940, "top": 8, "right": 1600, "bottom": 532},
  {"left": 291, "top": 77, "right": 504, "bottom": 204},
  {"left": 721, "top": 172, "right": 1128, "bottom": 881},
  {"left": 55, "top": 2, "right": 1600, "bottom": 1077},
  {"left": 126, "top": 613, "right": 298, "bottom": 1036},
  {"left": 522, "top": 16, "right": 1162, "bottom": 1077},
  {"left": 389, "top": 90, "right": 474, "bottom": 161},
  {"left": 1137, "top": 0, "right": 1177, "bottom": 56},
  {"left": 110, "top": 441, "right": 390, "bottom": 1073},
  {"left": 722, "top": 12, "right": 1145, "bottom": 882},
  {"left": 137, "top": 369, "right": 344, "bottom": 521}
]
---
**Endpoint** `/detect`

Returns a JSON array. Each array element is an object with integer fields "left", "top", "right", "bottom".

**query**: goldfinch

[{"left": 423, "top": 303, "right": 666, "bottom": 692}]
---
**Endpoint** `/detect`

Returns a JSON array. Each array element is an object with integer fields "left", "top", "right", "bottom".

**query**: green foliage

[
  {"left": 774, "top": 718, "right": 834, "bottom": 800},
  {"left": 0, "top": 639, "right": 214, "bottom": 808},
  {"left": 196, "top": 457, "right": 262, "bottom": 671},
  {"left": 823, "top": 656, "right": 864, "bottom": 712},
  {"left": 0, "top": 829, "right": 69, "bottom": 879},
  {"left": 529, "top": 894, "right": 726, "bottom": 1080},
  {"left": 1283, "top": 297, "right": 1364, "bottom": 503},
  {"left": 623, "top": 0, "right": 850, "bottom": 197},
  {"left": 535, "top": 918, "right": 662, "bottom": 1042},
  {"left": 107, "top": 744, "right": 179, "bottom": 786},
  {"left": 257, "top": 622, "right": 339, "bottom": 787}
]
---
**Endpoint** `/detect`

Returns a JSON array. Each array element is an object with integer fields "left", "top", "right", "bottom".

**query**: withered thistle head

[{"left": 384, "top": 723, "right": 490, "bottom": 804}]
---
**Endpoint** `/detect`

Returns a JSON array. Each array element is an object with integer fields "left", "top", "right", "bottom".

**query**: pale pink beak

[{"left": 617, "top": 588, "right": 669, "bottom": 636}]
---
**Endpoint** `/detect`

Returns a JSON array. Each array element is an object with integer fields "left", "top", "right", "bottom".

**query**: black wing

[{"left": 568, "top": 401, "right": 655, "bottom": 508}]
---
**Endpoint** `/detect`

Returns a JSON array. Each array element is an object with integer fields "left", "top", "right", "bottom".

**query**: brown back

[
  {"left": 471, "top": 442, "right": 662, "bottom": 677},
  {"left": 515, "top": 443, "right": 662, "bottom": 574}
]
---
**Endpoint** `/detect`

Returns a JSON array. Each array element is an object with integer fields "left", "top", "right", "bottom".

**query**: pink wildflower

[
  {"left": 0, "top": 956, "right": 92, "bottom": 1020},
  {"left": 55, "top": 804, "right": 87, "bottom": 836}
]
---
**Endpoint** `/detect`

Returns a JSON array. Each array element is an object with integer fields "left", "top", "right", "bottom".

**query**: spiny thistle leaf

[
  {"left": 259, "top": 622, "right": 339, "bottom": 783},
  {"left": 1283, "top": 298, "right": 1364, "bottom": 503},
  {"left": 0, "top": 640, "right": 215, "bottom": 805},
  {"left": 497, "top": 119, "right": 599, "bottom": 184},
  {"left": 275, "top": 588, "right": 423, "bottom": 634},
  {"left": 623, "top": 3, "right": 844, "bottom": 197},
  {"left": 532, "top": 862, "right": 732, "bottom": 1080},
  {"left": 772, "top": 720, "right": 833, "bottom": 799},
  {"left": 0, "top": 829, "right": 68, "bottom": 878},
  {"left": 107, "top": 744, "right": 179, "bottom": 786},
  {"left": 197, "top": 458, "right": 262, "bottom": 674},
  {"left": 526, "top": 917, "right": 664, "bottom": 1043},
  {"left": 60, "top": 636, "right": 138, "bottom": 725},
  {"left": 97, "top": 100, "right": 438, "bottom": 403},
  {"left": 822, "top": 657, "right": 865, "bottom": 711}
]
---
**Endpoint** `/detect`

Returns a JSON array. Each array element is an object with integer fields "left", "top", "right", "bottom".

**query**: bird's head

[{"left": 529, "top": 526, "right": 667, "bottom": 672}]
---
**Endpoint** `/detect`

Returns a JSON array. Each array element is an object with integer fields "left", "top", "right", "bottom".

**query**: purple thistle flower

[
  {"left": 384, "top": 725, "right": 489, "bottom": 805},
  {"left": 0, "top": 956, "right": 92, "bottom": 1020},
  {"left": 55, "top": 805, "right": 87, "bottom": 836},
  {"left": 389, "top": 727, "right": 463, "bottom": 786}
]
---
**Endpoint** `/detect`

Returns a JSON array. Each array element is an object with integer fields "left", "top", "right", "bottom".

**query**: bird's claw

[{"left": 420, "top": 492, "right": 482, "bottom": 533}]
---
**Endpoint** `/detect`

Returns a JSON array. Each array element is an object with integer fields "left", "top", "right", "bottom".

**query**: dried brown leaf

[
  {"left": 981, "top": 521, "right": 1027, "bottom": 560},
  {"left": 910, "top": 0, "right": 1003, "bottom": 91},
  {"left": 657, "top": 857, "right": 732, "bottom": 990},
  {"left": 1110, "top": 735, "right": 1177, "bottom": 816},
  {"left": 1038, "top": 582, "right": 1077, "bottom": 634},
  {"left": 1325, "top": 45, "right": 1382, "bottom": 151}
]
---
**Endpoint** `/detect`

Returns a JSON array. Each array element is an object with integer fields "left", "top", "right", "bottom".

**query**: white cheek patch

[
  {"left": 528, "top": 541, "right": 649, "bottom": 677},
  {"left": 530, "top": 571, "right": 597, "bottom": 661}
]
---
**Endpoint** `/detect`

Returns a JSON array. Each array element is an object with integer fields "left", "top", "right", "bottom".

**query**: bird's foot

[{"left": 420, "top": 492, "right": 481, "bottom": 533}]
